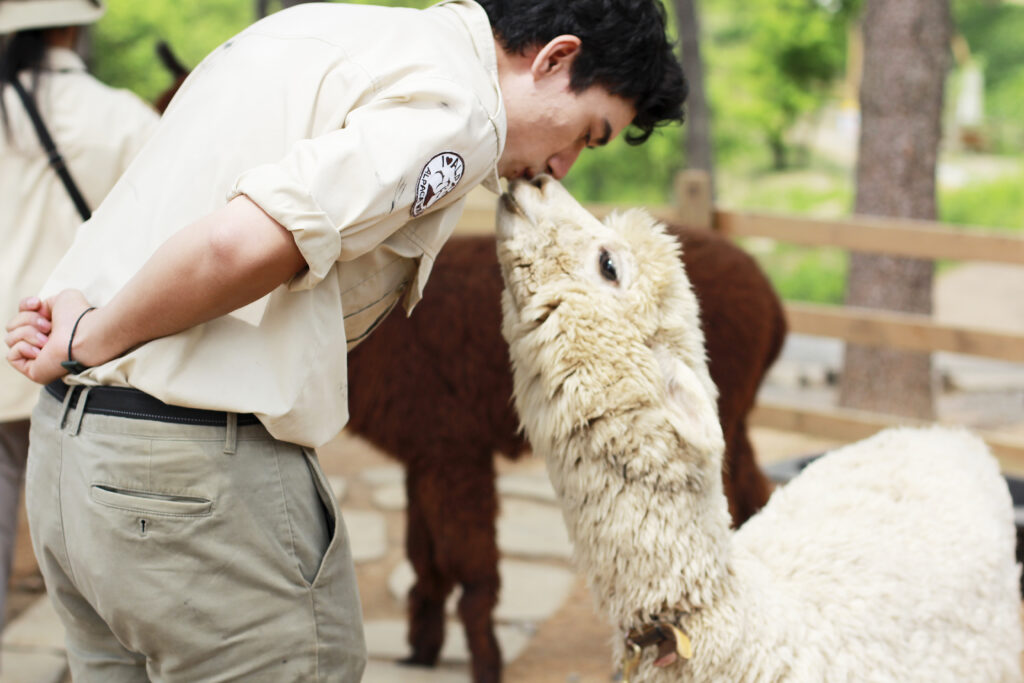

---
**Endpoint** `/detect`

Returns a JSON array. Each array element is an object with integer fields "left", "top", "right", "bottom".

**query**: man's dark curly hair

[{"left": 475, "top": 0, "right": 687, "bottom": 144}]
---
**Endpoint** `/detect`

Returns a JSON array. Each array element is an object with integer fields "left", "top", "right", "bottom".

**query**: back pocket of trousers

[{"left": 91, "top": 484, "right": 213, "bottom": 517}]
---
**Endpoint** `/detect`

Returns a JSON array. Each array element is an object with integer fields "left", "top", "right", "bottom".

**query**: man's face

[{"left": 498, "top": 75, "right": 636, "bottom": 181}]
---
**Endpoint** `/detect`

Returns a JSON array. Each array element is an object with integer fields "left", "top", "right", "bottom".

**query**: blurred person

[
  {"left": 5, "top": 0, "right": 686, "bottom": 679},
  {"left": 0, "top": 0, "right": 157, "bottom": 646}
]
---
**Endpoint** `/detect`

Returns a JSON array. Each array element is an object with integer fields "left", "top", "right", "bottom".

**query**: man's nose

[{"left": 546, "top": 145, "right": 583, "bottom": 180}]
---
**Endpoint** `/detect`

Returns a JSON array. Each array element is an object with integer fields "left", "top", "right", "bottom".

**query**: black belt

[{"left": 45, "top": 380, "right": 260, "bottom": 427}]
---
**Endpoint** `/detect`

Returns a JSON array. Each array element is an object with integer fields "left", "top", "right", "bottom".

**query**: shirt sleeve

[{"left": 229, "top": 76, "right": 499, "bottom": 290}]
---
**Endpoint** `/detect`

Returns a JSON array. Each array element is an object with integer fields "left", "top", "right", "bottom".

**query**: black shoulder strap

[{"left": 8, "top": 77, "right": 92, "bottom": 222}]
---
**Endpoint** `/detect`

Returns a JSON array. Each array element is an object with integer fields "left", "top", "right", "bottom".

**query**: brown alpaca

[{"left": 346, "top": 226, "right": 786, "bottom": 683}]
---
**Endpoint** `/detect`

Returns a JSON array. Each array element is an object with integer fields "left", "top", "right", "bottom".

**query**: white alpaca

[{"left": 495, "top": 176, "right": 1023, "bottom": 682}]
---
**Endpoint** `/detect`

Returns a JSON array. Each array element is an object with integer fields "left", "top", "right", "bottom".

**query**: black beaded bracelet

[{"left": 60, "top": 306, "right": 96, "bottom": 375}]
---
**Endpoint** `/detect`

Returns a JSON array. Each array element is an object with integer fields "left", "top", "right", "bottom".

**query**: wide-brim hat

[{"left": 0, "top": 0, "right": 106, "bottom": 35}]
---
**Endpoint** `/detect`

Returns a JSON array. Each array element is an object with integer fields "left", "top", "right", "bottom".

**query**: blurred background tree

[
  {"left": 710, "top": 0, "right": 858, "bottom": 171},
  {"left": 672, "top": 0, "right": 715, "bottom": 196},
  {"left": 838, "top": 0, "right": 952, "bottom": 421}
]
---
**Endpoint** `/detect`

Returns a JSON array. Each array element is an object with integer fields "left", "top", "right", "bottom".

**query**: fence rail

[
  {"left": 785, "top": 302, "right": 1024, "bottom": 363},
  {"left": 715, "top": 210, "right": 1024, "bottom": 265},
  {"left": 454, "top": 172, "right": 1024, "bottom": 472}
]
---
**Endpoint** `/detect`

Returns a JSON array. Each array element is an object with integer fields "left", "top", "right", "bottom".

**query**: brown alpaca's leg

[
  {"left": 458, "top": 574, "right": 502, "bottom": 683},
  {"left": 439, "top": 454, "right": 503, "bottom": 683},
  {"left": 726, "top": 420, "right": 774, "bottom": 527},
  {"left": 401, "top": 468, "right": 453, "bottom": 667}
]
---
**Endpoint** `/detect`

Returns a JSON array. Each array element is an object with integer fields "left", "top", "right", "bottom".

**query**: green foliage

[
  {"left": 563, "top": 125, "right": 684, "bottom": 204},
  {"left": 90, "top": 0, "right": 250, "bottom": 103},
  {"left": 569, "top": 0, "right": 861, "bottom": 199},
  {"left": 951, "top": 0, "right": 1024, "bottom": 152},
  {"left": 704, "top": 0, "right": 854, "bottom": 170},
  {"left": 720, "top": 167, "right": 852, "bottom": 303},
  {"left": 89, "top": 0, "right": 439, "bottom": 106},
  {"left": 953, "top": 0, "right": 1024, "bottom": 116},
  {"left": 748, "top": 242, "right": 848, "bottom": 304},
  {"left": 940, "top": 172, "right": 1024, "bottom": 232},
  {"left": 721, "top": 170, "right": 853, "bottom": 216}
]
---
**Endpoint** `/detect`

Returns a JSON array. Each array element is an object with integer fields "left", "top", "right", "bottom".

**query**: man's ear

[{"left": 530, "top": 35, "right": 582, "bottom": 81}]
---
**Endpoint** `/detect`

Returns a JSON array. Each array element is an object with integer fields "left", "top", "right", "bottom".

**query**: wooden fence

[{"left": 453, "top": 170, "right": 1024, "bottom": 474}]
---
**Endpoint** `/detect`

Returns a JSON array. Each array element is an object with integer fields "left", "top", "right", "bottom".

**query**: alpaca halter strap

[{"left": 621, "top": 622, "right": 693, "bottom": 683}]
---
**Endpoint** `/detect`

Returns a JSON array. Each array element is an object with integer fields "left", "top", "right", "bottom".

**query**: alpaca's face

[
  {"left": 496, "top": 176, "right": 684, "bottom": 349},
  {"left": 496, "top": 176, "right": 636, "bottom": 318},
  {"left": 495, "top": 176, "right": 721, "bottom": 455}
]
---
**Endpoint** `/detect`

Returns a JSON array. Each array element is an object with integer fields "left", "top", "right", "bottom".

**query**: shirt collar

[
  {"left": 432, "top": 0, "right": 505, "bottom": 193},
  {"left": 42, "top": 47, "right": 87, "bottom": 73}
]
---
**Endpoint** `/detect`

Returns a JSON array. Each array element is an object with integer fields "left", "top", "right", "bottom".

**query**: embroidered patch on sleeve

[{"left": 411, "top": 152, "right": 465, "bottom": 217}]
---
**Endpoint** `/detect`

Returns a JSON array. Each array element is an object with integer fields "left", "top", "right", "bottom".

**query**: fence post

[{"left": 674, "top": 169, "right": 713, "bottom": 229}]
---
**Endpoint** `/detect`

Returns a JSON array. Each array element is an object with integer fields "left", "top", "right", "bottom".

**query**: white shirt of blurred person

[{"left": 0, "top": 0, "right": 157, "bottom": 637}]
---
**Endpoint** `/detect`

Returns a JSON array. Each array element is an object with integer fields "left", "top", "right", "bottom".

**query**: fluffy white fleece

[{"left": 495, "top": 176, "right": 1023, "bottom": 683}]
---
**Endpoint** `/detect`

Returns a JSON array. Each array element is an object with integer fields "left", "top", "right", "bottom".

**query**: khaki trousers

[
  {"left": 0, "top": 419, "right": 29, "bottom": 634},
  {"left": 27, "top": 389, "right": 366, "bottom": 682}
]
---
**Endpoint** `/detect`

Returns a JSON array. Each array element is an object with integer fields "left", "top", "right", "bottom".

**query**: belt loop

[
  {"left": 58, "top": 384, "right": 77, "bottom": 431},
  {"left": 223, "top": 413, "right": 238, "bottom": 455},
  {"left": 68, "top": 386, "right": 91, "bottom": 437}
]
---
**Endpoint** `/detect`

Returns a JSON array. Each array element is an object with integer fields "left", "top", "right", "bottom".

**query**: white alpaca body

[
  {"left": 553, "top": 426, "right": 1022, "bottom": 682},
  {"left": 495, "top": 176, "right": 1023, "bottom": 683}
]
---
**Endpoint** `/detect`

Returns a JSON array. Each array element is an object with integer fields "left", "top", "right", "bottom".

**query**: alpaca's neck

[{"left": 544, "top": 429, "right": 736, "bottom": 631}]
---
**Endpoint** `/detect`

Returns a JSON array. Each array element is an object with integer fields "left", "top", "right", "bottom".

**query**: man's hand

[
  {"left": 5, "top": 296, "right": 52, "bottom": 373},
  {"left": 5, "top": 291, "right": 92, "bottom": 384}
]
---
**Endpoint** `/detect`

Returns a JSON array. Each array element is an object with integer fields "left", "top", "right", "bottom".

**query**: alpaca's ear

[{"left": 651, "top": 345, "right": 723, "bottom": 453}]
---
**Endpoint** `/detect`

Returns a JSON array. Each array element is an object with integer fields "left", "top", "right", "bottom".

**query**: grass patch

[
  {"left": 718, "top": 165, "right": 853, "bottom": 218},
  {"left": 743, "top": 241, "right": 848, "bottom": 304},
  {"left": 939, "top": 172, "right": 1024, "bottom": 232}
]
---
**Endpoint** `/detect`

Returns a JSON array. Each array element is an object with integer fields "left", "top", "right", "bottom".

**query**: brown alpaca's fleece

[{"left": 345, "top": 226, "right": 787, "bottom": 683}]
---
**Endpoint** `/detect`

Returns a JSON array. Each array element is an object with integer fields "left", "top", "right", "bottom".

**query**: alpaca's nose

[
  {"left": 499, "top": 191, "right": 524, "bottom": 218},
  {"left": 531, "top": 174, "right": 552, "bottom": 191}
]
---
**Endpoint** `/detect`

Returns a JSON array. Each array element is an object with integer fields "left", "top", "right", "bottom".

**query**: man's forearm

[{"left": 72, "top": 195, "right": 306, "bottom": 367}]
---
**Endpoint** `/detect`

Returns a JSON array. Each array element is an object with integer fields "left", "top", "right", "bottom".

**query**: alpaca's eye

[{"left": 599, "top": 249, "right": 618, "bottom": 282}]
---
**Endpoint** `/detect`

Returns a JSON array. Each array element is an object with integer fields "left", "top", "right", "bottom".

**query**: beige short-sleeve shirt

[
  {"left": 42, "top": 0, "right": 506, "bottom": 447},
  {"left": 0, "top": 48, "right": 158, "bottom": 422}
]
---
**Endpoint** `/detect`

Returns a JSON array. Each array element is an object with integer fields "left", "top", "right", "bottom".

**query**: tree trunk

[
  {"left": 838, "top": 0, "right": 952, "bottom": 420},
  {"left": 672, "top": 0, "right": 715, "bottom": 197}
]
